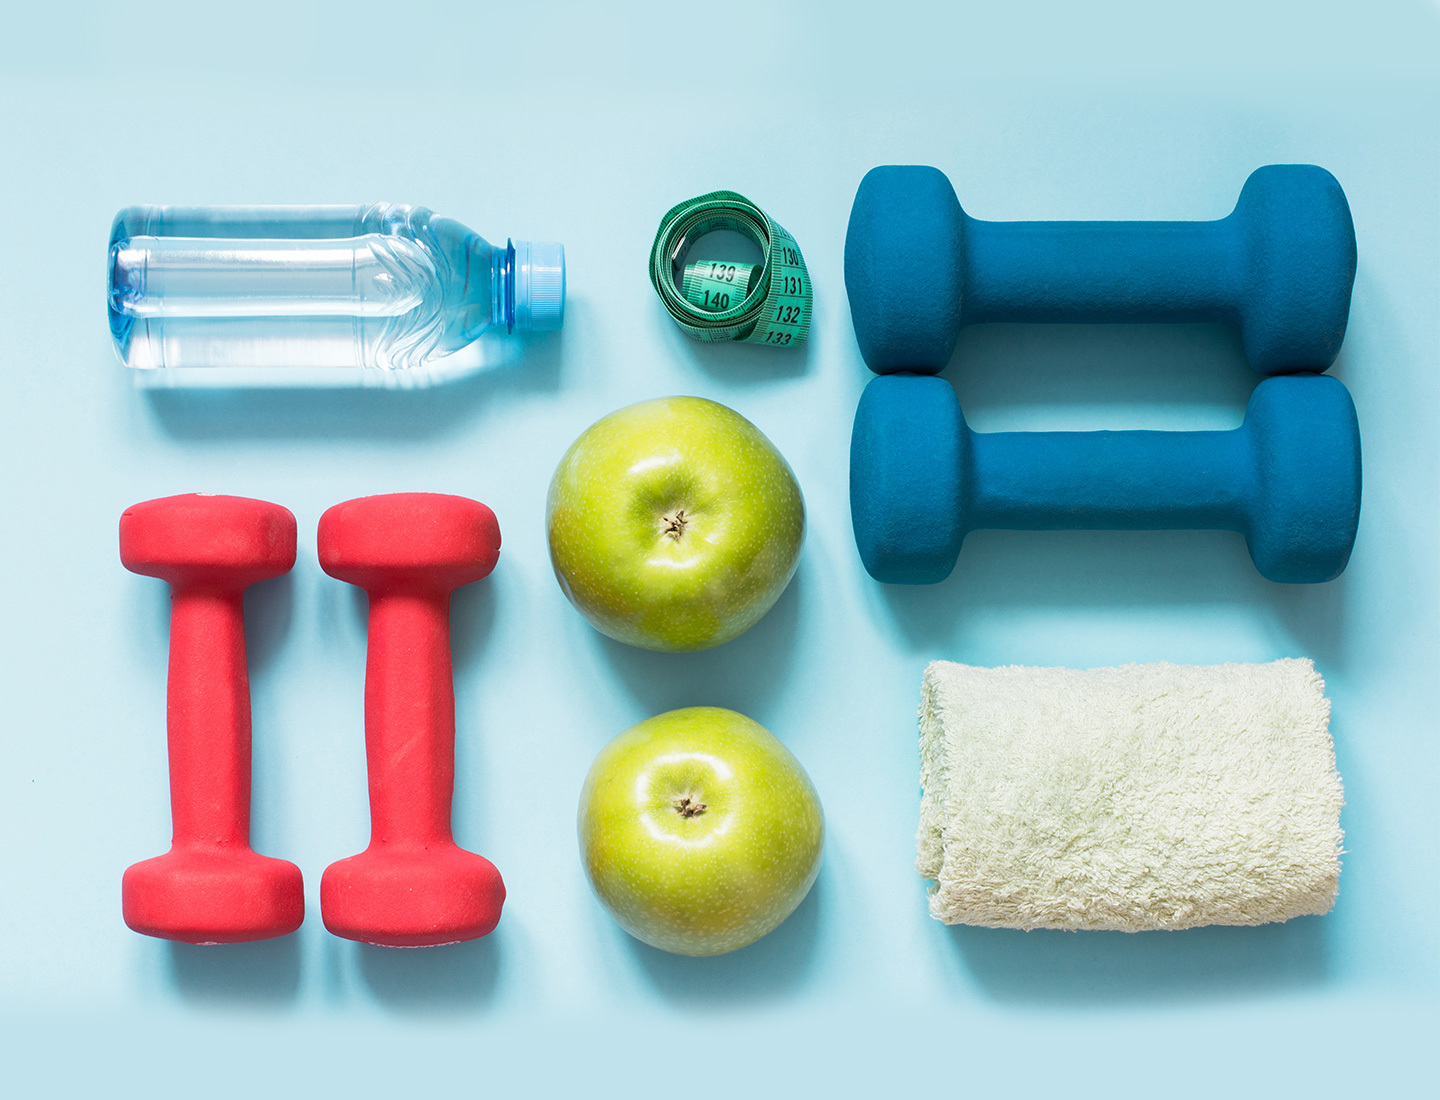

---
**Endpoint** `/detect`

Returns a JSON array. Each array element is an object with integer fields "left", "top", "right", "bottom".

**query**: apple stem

[
  {"left": 673, "top": 795, "right": 707, "bottom": 818},
  {"left": 661, "top": 509, "right": 689, "bottom": 540}
]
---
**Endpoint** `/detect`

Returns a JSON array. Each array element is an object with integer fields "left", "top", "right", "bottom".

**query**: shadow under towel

[{"left": 917, "top": 659, "right": 1343, "bottom": 931}]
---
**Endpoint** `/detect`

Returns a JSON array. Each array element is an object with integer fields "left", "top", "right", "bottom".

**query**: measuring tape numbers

[{"left": 649, "top": 190, "right": 812, "bottom": 347}]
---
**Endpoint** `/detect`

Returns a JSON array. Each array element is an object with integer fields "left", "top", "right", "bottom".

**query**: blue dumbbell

[
  {"left": 850, "top": 373, "right": 1361, "bottom": 584},
  {"left": 844, "top": 165, "right": 1356, "bottom": 376}
]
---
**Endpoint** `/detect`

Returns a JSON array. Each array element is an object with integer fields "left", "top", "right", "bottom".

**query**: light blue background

[{"left": 1, "top": 1, "right": 1437, "bottom": 1094}]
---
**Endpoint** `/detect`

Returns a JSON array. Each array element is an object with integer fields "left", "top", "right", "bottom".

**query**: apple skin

[
  {"left": 547, "top": 396, "right": 804, "bottom": 652},
  {"left": 578, "top": 706, "right": 824, "bottom": 957}
]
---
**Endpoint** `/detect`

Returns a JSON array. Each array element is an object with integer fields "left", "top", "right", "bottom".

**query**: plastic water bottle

[{"left": 107, "top": 205, "right": 564, "bottom": 371}]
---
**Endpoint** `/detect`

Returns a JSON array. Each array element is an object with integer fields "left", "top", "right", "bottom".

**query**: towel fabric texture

[{"left": 917, "top": 659, "right": 1343, "bottom": 931}]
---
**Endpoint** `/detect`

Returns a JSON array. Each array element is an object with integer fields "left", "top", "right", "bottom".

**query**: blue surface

[{"left": 1, "top": 1, "right": 1438, "bottom": 1095}]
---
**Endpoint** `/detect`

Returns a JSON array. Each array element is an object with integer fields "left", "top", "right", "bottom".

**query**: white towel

[{"left": 918, "top": 659, "right": 1344, "bottom": 931}]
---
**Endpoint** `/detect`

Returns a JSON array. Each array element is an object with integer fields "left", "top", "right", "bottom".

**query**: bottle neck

[
  {"left": 469, "top": 237, "right": 516, "bottom": 340},
  {"left": 500, "top": 239, "right": 517, "bottom": 333}
]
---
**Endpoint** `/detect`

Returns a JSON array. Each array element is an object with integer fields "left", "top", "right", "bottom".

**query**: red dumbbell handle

[
  {"left": 363, "top": 590, "right": 456, "bottom": 848},
  {"left": 166, "top": 586, "right": 251, "bottom": 847}
]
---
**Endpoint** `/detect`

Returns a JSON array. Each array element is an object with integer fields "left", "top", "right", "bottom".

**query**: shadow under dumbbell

[
  {"left": 623, "top": 866, "right": 824, "bottom": 1006},
  {"left": 868, "top": 319, "right": 1351, "bottom": 667},
  {"left": 139, "top": 321, "right": 565, "bottom": 442},
  {"left": 165, "top": 934, "right": 301, "bottom": 1005},
  {"left": 449, "top": 567, "right": 500, "bottom": 670},
  {"left": 944, "top": 915, "right": 1328, "bottom": 1006},
  {"left": 135, "top": 538, "right": 296, "bottom": 667},
  {"left": 243, "top": 572, "right": 294, "bottom": 672},
  {"left": 949, "top": 320, "right": 1258, "bottom": 425},
  {"left": 354, "top": 933, "right": 502, "bottom": 1012},
  {"left": 343, "top": 559, "right": 498, "bottom": 669},
  {"left": 593, "top": 558, "right": 805, "bottom": 719},
  {"left": 876, "top": 531, "right": 1348, "bottom": 668},
  {"left": 1262, "top": 570, "right": 1349, "bottom": 669}
]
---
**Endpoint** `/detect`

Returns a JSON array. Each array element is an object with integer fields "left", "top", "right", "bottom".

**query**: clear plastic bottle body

[{"left": 107, "top": 205, "right": 542, "bottom": 370}]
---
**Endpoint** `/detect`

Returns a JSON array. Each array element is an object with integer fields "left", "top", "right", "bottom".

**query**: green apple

[
  {"left": 578, "top": 706, "right": 824, "bottom": 957},
  {"left": 547, "top": 396, "right": 804, "bottom": 652}
]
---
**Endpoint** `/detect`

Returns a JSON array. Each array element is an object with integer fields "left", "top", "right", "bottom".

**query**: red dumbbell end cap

[
  {"left": 123, "top": 847, "right": 305, "bottom": 944},
  {"left": 318, "top": 493, "right": 500, "bottom": 592},
  {"left": 320, "top": 843, "right": 505, "bottom": 948},
  {"left": 120, "top": 494, "right": 297, "bottom": 589}
]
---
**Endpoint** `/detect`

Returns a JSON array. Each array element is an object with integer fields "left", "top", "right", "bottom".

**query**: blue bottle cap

[{"left": 513, "top": 240, "right": 565, "bottom": 331}]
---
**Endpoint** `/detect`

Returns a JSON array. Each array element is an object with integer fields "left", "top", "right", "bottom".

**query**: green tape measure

[{"left": 649, "top": 190, "right": 811, "bottom": 347}]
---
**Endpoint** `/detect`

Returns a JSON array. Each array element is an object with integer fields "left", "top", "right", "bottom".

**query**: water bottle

[{"left": 107, "top": 205, "right": 565, "bottom": 371}]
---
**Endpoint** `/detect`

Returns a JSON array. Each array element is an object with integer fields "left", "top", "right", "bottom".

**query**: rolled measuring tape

[{"left": 649, "top": 190, "right": 812, "bottom": 347}]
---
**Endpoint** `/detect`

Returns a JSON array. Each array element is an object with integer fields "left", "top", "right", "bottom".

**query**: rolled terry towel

[{"left": 918, "top": 659, "right": 1343, "bottom": 931}]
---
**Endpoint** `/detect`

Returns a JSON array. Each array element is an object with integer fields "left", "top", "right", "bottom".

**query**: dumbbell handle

[
  {"left": 362, "top": 589, "right": 456, "bottom": 848},
  {"left": 165, "top": 586, "right": 252, "bottom": 846},
  {"left": 964, "top": 219, "right": 1237, "bottom": 323},
  {"left": 972, "top": 426, "right": 1247, "bottom": 531}
]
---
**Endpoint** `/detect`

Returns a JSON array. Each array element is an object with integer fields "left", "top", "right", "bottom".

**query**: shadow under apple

[
  {"left": 621, "top": 867, "right": 825, "bottom": 1007},
  {"left": 592, "top": 558, "right": 806, "bottom": 718}
]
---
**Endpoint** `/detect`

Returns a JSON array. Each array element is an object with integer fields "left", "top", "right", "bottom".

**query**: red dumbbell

[
  {"left": 318, "top": 493, "right": 506, "bottom": 947},
  {"left": 119, "top": 494, "right": 304, "bottom": 944}
]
